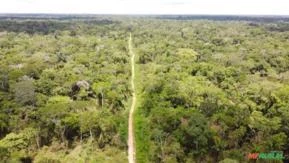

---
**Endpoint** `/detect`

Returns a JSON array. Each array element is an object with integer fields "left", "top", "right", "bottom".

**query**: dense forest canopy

[{"left": 0, "top": 15, "right": 289, "bottom": 162}]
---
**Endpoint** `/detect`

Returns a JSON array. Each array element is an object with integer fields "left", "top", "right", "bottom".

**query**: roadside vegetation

[
  {"left": 0, "top": 18, "right": 130, "bottom": 162},
  {"left": 133, "top": 19, "right": 289, "bottom": 162}
]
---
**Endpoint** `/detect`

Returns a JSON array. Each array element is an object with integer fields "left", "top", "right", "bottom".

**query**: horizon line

[{"left": 1, "top": 13, "right": 289, "bottom": 17}]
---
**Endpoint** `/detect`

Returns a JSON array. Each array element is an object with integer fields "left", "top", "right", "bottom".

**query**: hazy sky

[{"left": 1, "top": 0, "right": 289, "bottom": 15}]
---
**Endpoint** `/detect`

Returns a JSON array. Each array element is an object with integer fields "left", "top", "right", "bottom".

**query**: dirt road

[{"left": 128, "top": 33, "right": 136, "bottom": 163}]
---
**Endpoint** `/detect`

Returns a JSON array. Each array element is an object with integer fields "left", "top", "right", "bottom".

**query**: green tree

[
  {"left": 92, "top": 82, "right": 110, "bottom": 109},
  {"left": 14, "top": 79, "right": 35, "bottom": 105}
]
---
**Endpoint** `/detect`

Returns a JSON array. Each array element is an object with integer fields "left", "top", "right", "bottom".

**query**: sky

[{"left": 0, "top": 0, "right": 289, "bottom": 15}]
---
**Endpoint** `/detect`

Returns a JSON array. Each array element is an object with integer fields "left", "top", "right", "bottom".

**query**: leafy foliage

[{"left": 1, "top": 16, "right": 289, "bottom": 162}]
